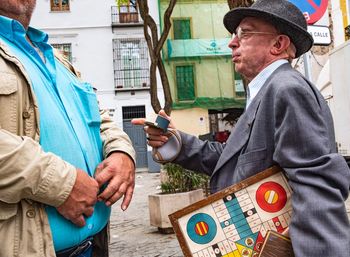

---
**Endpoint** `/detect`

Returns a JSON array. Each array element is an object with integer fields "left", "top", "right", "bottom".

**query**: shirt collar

[
  {"left": 0, "top": 15, "right": 21, "bottom": 42},
  {"left": 28, "top": 26, "right": 49, "bottom": 44},
  {"left": 0, "top": 15, "right": 48, "bottom": 45},
  {"left": 246, "top": 59, "right": 288, "bottom": 109}
]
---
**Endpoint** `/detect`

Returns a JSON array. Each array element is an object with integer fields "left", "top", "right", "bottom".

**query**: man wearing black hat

[{"left": 133, "top": 0, "right": 350, "bottom": 256}]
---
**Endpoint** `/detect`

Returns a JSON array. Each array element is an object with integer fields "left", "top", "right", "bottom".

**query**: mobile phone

[
  {"left": 144, "top": 121, "right": 163, "bottom": 130},
  {"left": 145, "top": 115, "right": 170, "bottom": 132}
]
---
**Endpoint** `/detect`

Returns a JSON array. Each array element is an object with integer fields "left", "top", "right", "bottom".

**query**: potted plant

[{"left": 148, "top": 163, "right": 209, "bottom": 233}]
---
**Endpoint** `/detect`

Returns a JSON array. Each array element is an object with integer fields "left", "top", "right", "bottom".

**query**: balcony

[
  {"left": 114, "top": 81, "right": 150, "bottom": 92},
  {"left": 111, "top": 5, "right": 143, "bottom": 27},
  {"left": 114, "top": 68, "right": 150, "bottom": 93}
]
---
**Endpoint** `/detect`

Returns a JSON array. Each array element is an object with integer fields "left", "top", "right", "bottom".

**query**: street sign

[
  {"left": 288, "top": 0, "right": 328, "bottom": 24},
  {"left": 307, "top": 25, "right": 331, "bottom": 45}
]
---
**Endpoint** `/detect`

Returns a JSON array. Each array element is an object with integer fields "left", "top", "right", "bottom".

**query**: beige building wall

[
  {"left": 172, "top": 108, "right": 210, "bottom": 136},
  {"left": 165, "top": 59, "right": 236, "bottom": 102}
]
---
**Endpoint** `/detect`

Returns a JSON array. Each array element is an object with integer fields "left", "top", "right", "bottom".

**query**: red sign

[{"left": 289, "top": 0, "right": 328, "bottom": 24}]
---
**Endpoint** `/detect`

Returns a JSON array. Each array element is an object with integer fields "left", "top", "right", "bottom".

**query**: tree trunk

[{"left": 137, "top": 0, "right": 177, "bottom": 115}]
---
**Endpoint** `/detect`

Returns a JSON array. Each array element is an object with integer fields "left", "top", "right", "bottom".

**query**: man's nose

[{"left": 228, "top": 36, "right": 239, "bottom": 49}]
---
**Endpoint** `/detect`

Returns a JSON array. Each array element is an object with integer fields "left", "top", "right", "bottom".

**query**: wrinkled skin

[
  {"left": 0, "top": 0, "right": 36, "bottom": 28},
  {"left": 228, "top": 17, "right": 280, "bottom": 81},
  {"left": 95, "top": 152, "right": 135, "bottom": 210}
]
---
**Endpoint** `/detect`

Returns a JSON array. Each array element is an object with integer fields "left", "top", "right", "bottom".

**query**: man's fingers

[
  {"left": 144, "top": 126, "right": 169, "bottom": 148},
  {"left": 98, "top": 180, "right": 123, "bottom": 203},
  {"left": 84, "top": 207, "right": 94, "bottom": 218},
  {"left": 120, "top": 186, "right": 134, "bottom": 211},
  {"left": 144, "top": 125, "right": 163, "bottom": 135},
  {"left": 95, "top": 168, "right": 113, "bottom": 187},
  {"left": 131, "top": 118, "right": 146, "bottom": 125},
  {"left": 158, "top": 110, "right": 175, "bottom": 129},
  {"left": 146, "top": 134, "right": 168, "bottom": 143},
  {"left": 72, "top": 215, "right": 86, "bottom": 227},
  {"left": 95, "top": 163, "right": 104, "bottom": 176},
  {"left": 147, "top": 139, "right": 167, "bottom": 148},
  {"left": 158, "top": 109, "right": 170, "bottom": 119},
  {"left": 99, "top": 183, "right": 129, "bottom": 207}
]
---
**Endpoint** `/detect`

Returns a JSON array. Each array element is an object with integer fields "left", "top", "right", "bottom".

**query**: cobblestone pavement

[
  {"left": 108, "top": 172, "right": 350, "bottom": 257},
  {"left": 109, "top": 172, "right": 182, "bottom": 257}
]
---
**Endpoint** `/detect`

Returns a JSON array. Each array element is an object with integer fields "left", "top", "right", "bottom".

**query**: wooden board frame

[{"left": 169, "top": 166, "right": 290, "bottom": 257}]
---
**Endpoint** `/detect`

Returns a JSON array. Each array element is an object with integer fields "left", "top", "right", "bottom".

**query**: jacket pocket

[
  {"left": 70, "top": 82, "right": 101, "bottom": 126},
  {"left": 0, "top": 74, "right": 18, "bottom": 133},
  {"left": 0, "top": 201, "right": 18, "bottom": 257},
  {"left": 235, "top": 148, "right": 268, "bottom": 179},
  {"left": 238, "top": 148, "right": 267, "bottom": 165},
  {"left": 0, "top": 77, "right": 18, "bottom": 95}
]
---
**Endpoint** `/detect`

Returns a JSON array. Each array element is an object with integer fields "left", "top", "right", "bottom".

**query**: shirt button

[
  {"left": 87, "top": 224, "right": 93, "bottom": 230},
  {"left": 22, "top": 111, "right": 31, "bottom": 119},
  {"left": 26, "top": 209, "right": 36, "bottom": 218}
]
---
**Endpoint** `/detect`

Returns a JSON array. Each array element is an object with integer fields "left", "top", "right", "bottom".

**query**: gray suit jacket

[{"left": 174, "top": 63, "right": 350, "bottom": 257}]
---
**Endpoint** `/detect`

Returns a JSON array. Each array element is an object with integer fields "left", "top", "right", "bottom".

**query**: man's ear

[{"left": 271, "top": 35, "right": 291, "bottom": 56}]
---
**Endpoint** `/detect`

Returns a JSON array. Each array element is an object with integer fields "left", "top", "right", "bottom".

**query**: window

[
  {"left": 176, "top": 65, "right": 195, "bottom": 101},
  {"left": 173, "top": 18, "right": 192, "bottom": 39},
  {"left": 119, "top": 0, "right": 137, "bottom": 14},
  {"left": 113, "top": 38, "right": 149, "bottom": 90},
  {"left": 119, "top": 0, "right": 139, "bottom": 23},
  {"left": 51, "top": 0, "right": 70, "bottom": 11},
  {"left": 52, "top": 43, "right": 72, "bottom": 63},
  {"left": 122, "top": 106, "right": 145, "bottom": 120}
]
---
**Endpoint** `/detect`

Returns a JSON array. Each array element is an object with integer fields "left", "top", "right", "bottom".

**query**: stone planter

[{"left": 148, "top": 189, "right": 204, "bottom": 232}]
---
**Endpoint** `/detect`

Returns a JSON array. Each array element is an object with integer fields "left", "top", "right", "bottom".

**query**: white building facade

[{"left": 31, "top": 0, "right": 163, "bottom": 170}]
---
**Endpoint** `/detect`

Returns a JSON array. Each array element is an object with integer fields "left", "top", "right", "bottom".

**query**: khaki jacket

[{"left": 0, "top": 40, "right": 136, "bottom": 257}]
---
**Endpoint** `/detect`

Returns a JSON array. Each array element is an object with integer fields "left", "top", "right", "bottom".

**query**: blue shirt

[
  {"left": 246, "top": 59, "right": 288, "bottom": 109},
  {"left": 0, "top": 16, "right": 110, "bottom": 251}
]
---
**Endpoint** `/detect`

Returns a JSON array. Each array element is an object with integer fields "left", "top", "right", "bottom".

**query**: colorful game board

[{"left": 169, "top": 166, "right": 292, "bottom": 257}]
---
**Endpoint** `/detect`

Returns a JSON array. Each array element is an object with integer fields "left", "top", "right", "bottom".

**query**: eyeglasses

[{"left": 232, "top": 27, "right": 276, "bottom": 41}]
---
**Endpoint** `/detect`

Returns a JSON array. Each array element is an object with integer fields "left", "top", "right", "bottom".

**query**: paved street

[
  {"left": 109, "top": 172, "right": 182, "bottom": 257},
  {"left": 109, "top": 171, "right": 350, "bottom": 257}
]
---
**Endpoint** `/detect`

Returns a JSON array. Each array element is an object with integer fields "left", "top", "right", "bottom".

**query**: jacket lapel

[
  {"left": 212, "top": 97, "right": 261, "bottom": 175},
  {"left": 212, "top": 65, "right": 279, "bottom": 175},
  {"left": 211, "top": 63, "right": 292, "bottom": 180}
]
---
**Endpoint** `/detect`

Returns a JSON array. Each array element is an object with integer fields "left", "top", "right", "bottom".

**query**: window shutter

[
  {"left": 176, "top": 65, "right": 195, "bottom": 101},
  {"left": 173, "top": 19, "right": 191, "bottom": 40}
]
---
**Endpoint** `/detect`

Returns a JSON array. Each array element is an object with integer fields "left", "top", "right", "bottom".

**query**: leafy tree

[{"left": 117, "top": 0, "right": 129, "bottom": 7}]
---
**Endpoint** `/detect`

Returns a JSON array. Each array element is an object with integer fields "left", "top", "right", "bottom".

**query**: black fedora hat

[{"left": 223, "top": 0, "right": 314, "bottom": 58}]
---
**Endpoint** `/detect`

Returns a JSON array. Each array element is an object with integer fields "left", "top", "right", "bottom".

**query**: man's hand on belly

[
  {"left": 95, "top": 152, "right": 136, "bottom": 210},
  {"left": 56, "top": 169, "right": 99, "bottom": 227}
]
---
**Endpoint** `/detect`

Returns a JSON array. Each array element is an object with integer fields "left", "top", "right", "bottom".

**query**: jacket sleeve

[
  {"left": 173, "top": 131, "right": 225, "bottom": 176},
  {"left": 0, "top": 129, "right": 76, "bottom": 207},
  {"left": 272, "top": 80, "right": 350, "bottom": 257},
  {"left": 100, "top": 109, "right": 136, "bottom": 163}
]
